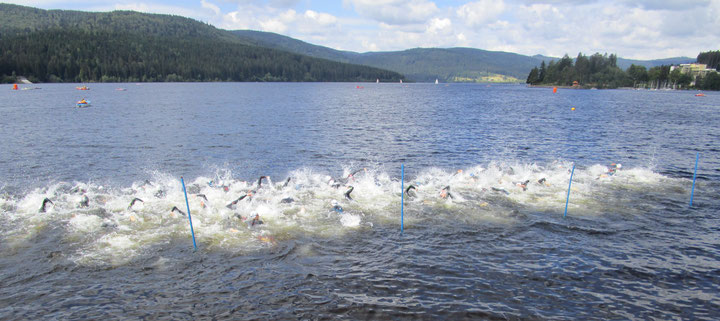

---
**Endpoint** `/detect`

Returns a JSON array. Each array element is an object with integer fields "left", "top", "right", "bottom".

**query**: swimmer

[
  {"left": 331, "top": 200, "right": 343, "bottom": 213},
  {"left": 154, "top": 190, "right": 166, "bottom": 198},
  {"left": 598, "top": 163, "right": 622, "bottom": 179},
  {"left": 280, "top": 197, "right": 294, "bottom": 204},
  {"left": 257, "top": 176, "right": 268, "bottom": 188},
  {"left": 248, "top": 213, "right": 263, "bottom": 227},
  {"left": 226, "top": 191, "right": 253, "bottom": 209},
  {"left": 515, "top": 180, "right": 530, "bottom": 191},
  {"left": 440, "top": 186, "right": 454, "bottom": 199},
  {"left": 405, "top": 185, "right": 417, "bottom": 199},
  {"left": 128, "top": 198, "right": 144, "bottom": 210},
  {"left": 538, "top": 178, "right": 547, "bottom": 185},
  {"left": 39, "top": 198, "right": 54, "bottom": 213},
  {"left": 491, "top": 187, "right": 510, "bottom": 195},
  {"left": 344, "top": 186, "right": 354, "bottom": 201},
  {"left": 346, "top": 168, "right": 365, "bottom": 182},
  {"left": 195, "top": 194, "right": 208, "bottom": 208},
  {"left": 79, "top": 194, "right": 89, "bottom": 208},
  {"left": 327, "top": 176, "right": 342, "bottom": 189},
  {"left": 208, "top": 180, "right": 230, "bottom": 192},
  {"left": 171, "top": 206, "right": 186, "bottom": 216},
  {"left": 282, "top": 177, "right": 291, "bottom": 188},
  {"left": 138, "top": 180, "right": 153, "bottom": 189}
]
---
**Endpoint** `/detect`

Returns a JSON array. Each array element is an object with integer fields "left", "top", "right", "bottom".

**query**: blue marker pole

[
  {"left": 181, "top": 176, "right": 198, "bottom": 251},
  {"left": 401, "top": 164, "right": 404, "bottom": 233},
  {"left": 564, "top": 164, "right": 575, "bottom": 218},
  {"left": 690, "top": 152, "right": 699, "bottom": 207}
]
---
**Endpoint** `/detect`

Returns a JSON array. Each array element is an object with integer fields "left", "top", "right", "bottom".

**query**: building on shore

[{"left": 670, "top": 64, "right": 718, "bottom": 86}]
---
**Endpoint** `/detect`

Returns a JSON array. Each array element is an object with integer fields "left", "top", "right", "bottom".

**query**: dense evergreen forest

[
  {"left": 526, "top": 52, "right": 720, "bottom": 90},
  {"left": 0, "top": 4, "right": 403, "bottom": 83},
  {"left": 697, "top": 50, "right": 720, "bottom": 71}
]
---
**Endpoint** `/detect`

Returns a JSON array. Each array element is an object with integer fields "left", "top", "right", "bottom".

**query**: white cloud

[
  {"left": 426, "top": 17, "right": 452, "bottom": 35},
  {"left": 456, "top": 0, "right": 506, "bottom": 26},
  {"left": 201, "top": 0, "right": 220, "bottom": 16},
  {"left": 304, "top": 10, "right": 337, "bottom": 26},
  {"left": 343, "top": 0, "right": 438, "bottom": 25},
  {"left": 13, "top": 0, "right": 718, "bottom": 60}
]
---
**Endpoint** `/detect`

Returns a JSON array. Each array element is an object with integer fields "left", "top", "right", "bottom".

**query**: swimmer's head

[{"left": 616, "top": 164, "right": 622, "bottom": 169}]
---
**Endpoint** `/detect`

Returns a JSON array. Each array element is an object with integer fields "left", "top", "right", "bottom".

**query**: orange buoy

[
  {"left": 12, "top": 84, "right": 18, "bottom": 90},
  {"left": 553, "top": 87, "right": 558, "bottom": 93}
]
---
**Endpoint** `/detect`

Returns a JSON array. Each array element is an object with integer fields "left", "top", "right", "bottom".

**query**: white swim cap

[
  {"left": 616, "top": 164, "right": 622, "bottom": 168},
  {"left": 331, "top": 200, "right": 338, "bottom": 206}
]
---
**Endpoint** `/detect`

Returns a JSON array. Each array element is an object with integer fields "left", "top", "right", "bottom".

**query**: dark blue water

[{"left": 1, "top": 83, "right": 719, "bottom": 320}]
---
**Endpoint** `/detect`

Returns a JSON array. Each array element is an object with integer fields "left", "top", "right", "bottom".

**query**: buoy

[
  {"left": 571, "top": 107, "right": 576, "bottom": 111},
  {"left": 12, "top": 84, "right": 18, "bottom": 90},
  {"left": 553, "top": 87, "right": 558, "bottom": 93}
]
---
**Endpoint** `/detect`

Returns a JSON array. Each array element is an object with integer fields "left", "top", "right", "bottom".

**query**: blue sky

[{"left": 3, "top": 0, "right": 719, "bottom": 59}]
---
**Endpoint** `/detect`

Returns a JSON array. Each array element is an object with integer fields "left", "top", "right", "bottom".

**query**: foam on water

[{"left": 0, "top": 161, "right": 696, "bottom": 267}]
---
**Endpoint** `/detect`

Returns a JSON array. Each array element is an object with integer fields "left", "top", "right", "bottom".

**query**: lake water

[{"left": 1, "top": 83, "right": 719, "bottom": 320}]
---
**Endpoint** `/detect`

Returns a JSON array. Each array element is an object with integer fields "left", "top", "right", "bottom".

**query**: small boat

[
  {"left": 695, "top": 93, "right": 706, "bottom": 97},
  {"left": 76, "top": 86, "right": 90, "bottom": 90},
  {"left": 76, "top": 99, "right": 91, "bottom": 108}
]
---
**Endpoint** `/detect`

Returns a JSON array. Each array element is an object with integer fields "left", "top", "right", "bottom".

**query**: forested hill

[
  {"left": 0, "top": 4, "right": 403, "bottom": 83},
  {"left": 232, "top": 30, "right": 539, "bottom": 82}
]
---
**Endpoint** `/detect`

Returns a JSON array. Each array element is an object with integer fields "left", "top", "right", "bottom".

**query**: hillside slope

[{"left": 0, "top": 4, "right": 403, "bottom": 83}]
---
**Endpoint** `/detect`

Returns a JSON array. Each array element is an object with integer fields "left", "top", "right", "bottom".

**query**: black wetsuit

[
  {"left": 441, "top": 186, "right": 454, "bottom": 199},
  {"left": 405, "top": 185, "right": 417, "bottom": 198},
  {"left": 79, "top": 195, "right": 89, "bottom": 208},
  {"left": 226, "top": 193, "right": 252, "bottom": 209},
  {"left": 39, "top": 198, "right": 54, "bottom": 213},
  {"left": 171, "top": 206, "right": 186, "bottom": 216},
  {"left": 128, "top": 198, "right": 144, "bottom": 209},
  {"left": 344, "top": 186, "right": 354, "bottom": 201}
]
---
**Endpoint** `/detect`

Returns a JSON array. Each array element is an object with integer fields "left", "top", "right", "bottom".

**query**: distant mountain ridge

[{"left": 232, "top": 30, "right": 695, "bottom": 82}]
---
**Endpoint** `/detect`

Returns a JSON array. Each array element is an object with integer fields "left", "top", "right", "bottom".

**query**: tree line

[
  {"left": 526, "top": 52, "right": 720, "bottom": 90},
  {"left": 0, "top": 29, "right": 403, "bottom": 83}
]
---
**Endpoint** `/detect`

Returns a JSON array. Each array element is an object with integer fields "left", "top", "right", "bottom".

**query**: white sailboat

[
  {"left": 376, "top": 78, "right": 379, "bottom": 83},
  {"left": 435, "top": 78, "right": 439, "bottom": 84}
]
